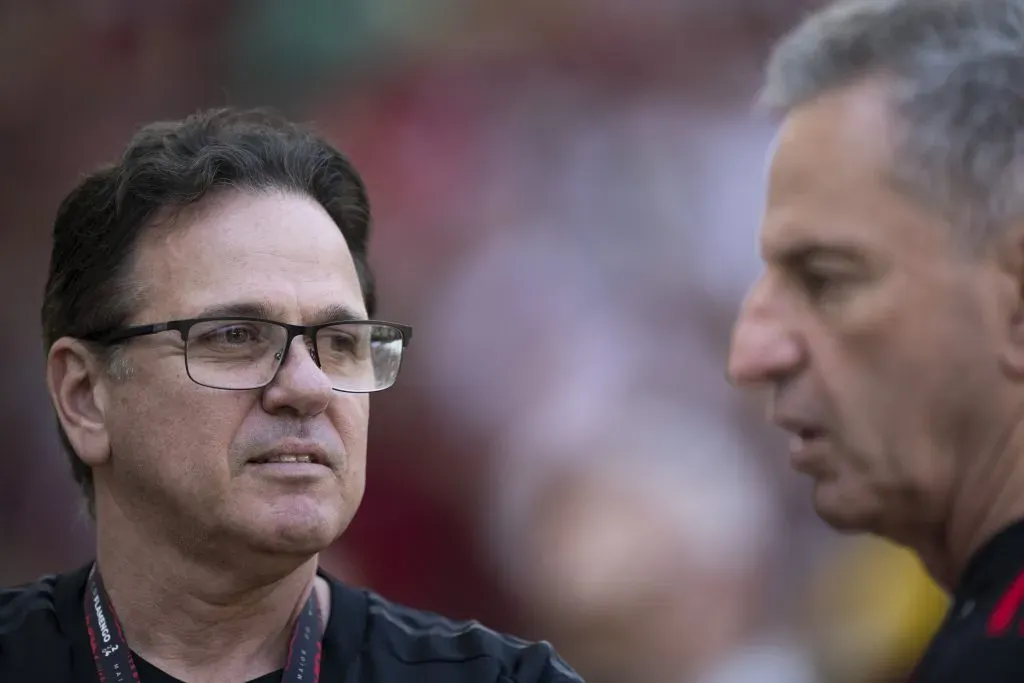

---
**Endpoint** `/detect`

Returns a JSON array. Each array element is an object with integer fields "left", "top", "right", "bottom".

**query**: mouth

[
  {"left": 244, "top": 452, "right": 333, "bottom": 480},
  {"left": 790, "top": 427, "right": 826, "bottom": 450},
  {"left": 248, "top": 453, "right": 326, "bottom": 466},
  {"left": 772, "top": 412, "right": 826, "bottom": 445},
  {"left": 785, "top": 426, "right": 833, "bottom": 477},
  {"left": 246, "top": 443, "right": 333, "bottom": 470}
]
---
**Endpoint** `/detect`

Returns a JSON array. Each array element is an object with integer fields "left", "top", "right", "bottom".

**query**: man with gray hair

[{"left": 728, "top": 0, "right": 1024, "bottom": 680}]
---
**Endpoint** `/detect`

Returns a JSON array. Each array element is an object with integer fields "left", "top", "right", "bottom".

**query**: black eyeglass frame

[{"left": 80, "top": 316, "right": 414, "bottom": 393}]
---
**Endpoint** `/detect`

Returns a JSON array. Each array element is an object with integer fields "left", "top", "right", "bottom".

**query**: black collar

[
  {"left": 52, "top": 561, "right": 368, "bottom": 682},
  {"left": 955, "top": 518, "right": 1024, "bottom": 601}
]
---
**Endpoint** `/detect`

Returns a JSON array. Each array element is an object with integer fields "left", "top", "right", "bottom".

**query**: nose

[
  {"left": 262, "top": 337, "right": 334, "bottom": 417},
  {"left": 727, "top": 283, "right": 804, "bottom": 388}
]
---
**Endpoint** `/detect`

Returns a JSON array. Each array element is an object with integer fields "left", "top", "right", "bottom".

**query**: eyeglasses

[{"left": 81, "top": 317, "right": 413, "bottom": 393}]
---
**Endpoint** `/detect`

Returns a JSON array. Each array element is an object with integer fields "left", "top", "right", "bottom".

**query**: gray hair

[{"left": 760, "top": 0, "right": 1024, "bottom": 240}]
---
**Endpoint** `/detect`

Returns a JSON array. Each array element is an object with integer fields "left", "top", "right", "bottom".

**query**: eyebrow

[
  {"left": 194, "top": 301, "right": 367, "bottom": 325},
  {"left": 764, "top": 240, "right": 868, "bottom": 266}
]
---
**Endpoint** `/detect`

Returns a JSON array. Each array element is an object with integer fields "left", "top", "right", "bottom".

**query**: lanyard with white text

[{"left": 84, "top": 565, "right": 324, "bottom": 683}]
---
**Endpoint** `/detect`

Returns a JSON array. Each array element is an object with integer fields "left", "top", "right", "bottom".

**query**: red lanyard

[{"left": 84, "top": 566, "right": 323, "bottom": 683}]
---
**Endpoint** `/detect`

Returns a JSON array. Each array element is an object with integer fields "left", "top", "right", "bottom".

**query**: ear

[
  {"left": 46, "top": 338, "right": 112, "bottom": 468},
  {"left": 985, "top": 222, "right": 1024, "bottom": 378}
]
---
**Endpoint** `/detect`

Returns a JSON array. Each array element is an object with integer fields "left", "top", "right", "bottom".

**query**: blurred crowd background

[{"left": 0, "top": 2, "right": 950, "bottom": 682}]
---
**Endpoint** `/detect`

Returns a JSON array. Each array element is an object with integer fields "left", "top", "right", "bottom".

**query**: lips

[
  {"left": 250, "top": 454, "right": 320, "bottom": 465},
  {"left": 793, "top": 426, "right": 826, "bottom": 444},
  {"left": 771, "top": 413, "right": 830, "bottom": 463},
  {"left": 246, "top": 443, "right": 332, "bottom": 468},
  {"left": 772, "top": 413, "right": 826, "bottom": 440},
  {"left": 789, "top": 429, "right": 827, "bottom": 453}
]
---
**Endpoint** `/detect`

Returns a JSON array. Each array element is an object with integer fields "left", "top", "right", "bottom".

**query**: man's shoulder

[
  {"left": 0, "top": 572, "right": 62, "bottom": 639},
  {"left": 349, "top": 585, "right": 582, "bottom": 682},
  {"left": 913, "top": 625, "right": 1024, "bottom": 682},
  {"left": 0, "top": 571, "right": 77, "bottom": 680},
  {"left": 913, "top": 586, "right": 1024, "bottom": 681}
]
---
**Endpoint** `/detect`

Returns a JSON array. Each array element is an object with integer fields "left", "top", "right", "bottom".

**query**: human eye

[
  {"left": 792, "top": 252, "right": 862, "bottom": 304},
  {"left": 193, "top": 321, "right": 270, "bottom": 352},
  {"left": 321, "top": 328, "right": 361, "bottom": 355},
  {"left": 799, "top": 267, "right": 843, "bottom": 300}
]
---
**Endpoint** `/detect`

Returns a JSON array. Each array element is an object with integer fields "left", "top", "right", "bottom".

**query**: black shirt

[
  {"left": 0, "top": 563, "right": 582, "bottom": 683},
  {"left": 135, "top": 656, "right": 281, "bottom": 683},
  {"left": 910, "top": 519, "right": 1024, "bottom": 682}
]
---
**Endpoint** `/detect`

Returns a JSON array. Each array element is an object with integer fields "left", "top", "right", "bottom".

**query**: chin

[
  {"left": 241, "top": 498, "right": 352, "bottom": 556},
  {"left": 812, "top": 480, "right": 883, "bottom": 534}
]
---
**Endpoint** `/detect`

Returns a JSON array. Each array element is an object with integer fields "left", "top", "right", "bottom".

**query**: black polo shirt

[
  {"left": 910, "top": 519, "right": 1024, "bottom": 682},
  {"left": 0, "top": 563, "right": 582, "bottom": 683}
]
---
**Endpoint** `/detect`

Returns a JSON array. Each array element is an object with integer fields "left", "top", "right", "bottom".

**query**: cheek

[
  {"left": 823, "top": 358, "right": 944, "bottom": 485},
  {"left": 808, "top": 348, "right": 923, "bottom": 491},
  {"left": 110, "top": 379, "right": 251, "bottom": 487},
  {"left": 819, "top": 331, "right": 981, "bottom": 490},
  {"left": 873, "top": 297, "right": 994, "bottom": 446},
  {"left": 329, "top": 394, "right": 369, "bottom": 463}
]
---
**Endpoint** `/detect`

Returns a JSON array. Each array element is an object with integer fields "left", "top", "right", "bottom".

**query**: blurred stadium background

[{"left": 0, "top": 1, "right": 948, "bottom": 682}]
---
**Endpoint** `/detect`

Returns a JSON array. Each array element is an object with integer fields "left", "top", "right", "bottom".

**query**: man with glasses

[{"left": 0, "top": 108, "right": 581, "bottom": 683}]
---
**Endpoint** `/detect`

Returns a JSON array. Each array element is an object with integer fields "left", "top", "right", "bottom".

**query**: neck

[
  {"left": 916, "top": 407, "right": 1024, "bottom": 591},
  {"left": 93, "top": 503, "right": 328, "bottom": 683}
]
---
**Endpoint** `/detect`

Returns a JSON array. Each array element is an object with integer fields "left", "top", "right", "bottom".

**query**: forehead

[
  {"left": 762, "top": 81, "right": 952, "bottom": 261},
  {"left": 130, "top": 190, "right": 365, "bottom": 322}
]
